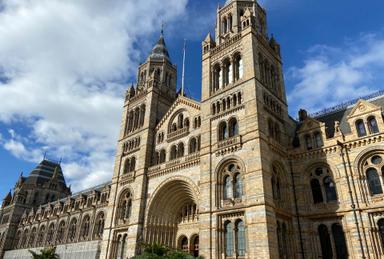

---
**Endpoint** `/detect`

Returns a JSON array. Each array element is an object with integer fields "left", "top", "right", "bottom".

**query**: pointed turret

[{"left": 148, "top": 32, "right": 170, "bottom": 62}]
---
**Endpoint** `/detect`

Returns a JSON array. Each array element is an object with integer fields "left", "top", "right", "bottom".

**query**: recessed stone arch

[{"left": 145, "top": 176, "right": 199, "bottom": 249}]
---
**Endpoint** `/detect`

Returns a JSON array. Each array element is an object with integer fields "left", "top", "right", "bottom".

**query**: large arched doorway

[{"left": 145, "top": 179, "right": 199, "bottom": 251}]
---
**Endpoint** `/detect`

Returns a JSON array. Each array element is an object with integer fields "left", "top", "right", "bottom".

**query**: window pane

[
  {"left": 237, "top": 221, "right": 246, "bottom": 256},
  {"left": 367, "top": 168, "right": 383, "bottom": 195},
  {"left": 356, "top": 120, "right": 367, "bottom": 137},
  {"left": 371, "top": 155, "right": 382, "bottom": 165},
  {"left": 234, "top": 174, "right": 243, "bottom": 198},
  {"left": 318, "top": 225, "right": 333, "bottom": 259},
  {"left": 224, "top": 176, "right": 232, "bottom": 199},
  {"left": 311, "top": 179, "right": 323, "bottom": 203},
  {"left": 368, "top": 117, "right": 379, "bottom": 134},
  {"left": 324, "top": 176, "right": 338, "bottom": 202},
  {"left": 332, "top": 224, "right": 348, "bottom": 259},
  {"left": 225, "top": 222, "right": 234, "bottom": 256}
]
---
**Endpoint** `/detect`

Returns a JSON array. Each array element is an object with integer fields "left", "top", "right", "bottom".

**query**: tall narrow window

[
  {"left": 181, "top": 236, "right": 188, "bottom": 252},
  {"left": 189, "top": 138, "right": 197, "bottom": 154},
  {"left": 219, "top": 121, "right": 228, "bottom": 141},
  {"left": 94, "top": 212, "right": 105, "bottom": 239},
  {"left": 116, "top": 235, "right": 122, "bottom": 259},
  {"left": 56, "top": 221, "right": 66, "bottom": 243},
  {"left": 160, "top": 149, "right": 166, "bottom": 163},
  {"left": 368, "top": 116, "right": 379, "bottom": 134},
  {"left": 224, "top": 176, "right": 232, "bottom": 199},
  {"left": 234, "top": 173, "right": 243, "bottom": 198},
  {"left": 314, "top": 132, "right": 323, "bottom": 148},
  {"left": 225, "top": 222, "right": 234, "bottom": 257},
  {"left": 367, "top": 168, "right": 383, "bottom": 195},
  {"left": 178, "top": 142, "right": 185, "bottom": 158},
  {"left": 170, "top": 145, "right": 177, "bottom": 160},
  {"left": 130, "top": 157, "right": 136, "bottom": 172},
  {"left": 378, "top": 219, "right": 384, "bottom": 247},
  {"left": 323, "top": 176, "right": 338, "bottom": 202},
  {"left": 121, "top": 235, "right": 127, "bottom": 259},
  {"left": 236, "top": 220, "right": 246, "bottom": 256},
  {"left": 228, "top": 118, "right": 239, "bottom": 138},
  {"left": 281, "top": 223, "right": 288, "bottom": 257},
  {"left": 305, "top": 135, "right": 313, "bottom": 150},
  {"left": 332, "top": 223, "right": 348, "bottom": 259},
  {"left": 81, "top": 216, "right": 90, "bottom": 240},
  {"left": 356, "top": 119, "right": 367, "bottom": 137},
  {"left": 318, "top": 224, "right": 333, "bottom": 259},
  {"left": 311, "top": 179, "right": 323, "bottom": 203}
]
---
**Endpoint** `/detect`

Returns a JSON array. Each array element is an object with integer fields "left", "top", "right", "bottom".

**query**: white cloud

[
  {"left": 287, "top": 33, "right": 384, "bottom": 115},
  {"left": 0, "top": 0, "right": 188, "bottom": 191}
]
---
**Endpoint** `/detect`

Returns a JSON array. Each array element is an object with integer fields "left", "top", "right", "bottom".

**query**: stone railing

[
  {"left": 167, "top": 127, "right": 189, "bottom": 142},
  {"left": 216, "top": 135, "right": 242, "bottom": 156},
  {"left": 148, "top": 152, "right": 200, "bottom": 178},
  {"left": 211, "top": 33, "right": 242, "bottom": 56}
]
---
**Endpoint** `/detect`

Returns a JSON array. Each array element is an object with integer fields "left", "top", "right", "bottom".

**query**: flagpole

[{"left": 181, "top": 39, "right": 186, "bottom": 96}]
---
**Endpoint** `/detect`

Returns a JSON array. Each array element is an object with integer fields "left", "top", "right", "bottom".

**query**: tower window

[
  {"left": 368, "top": 116, "right": 379, "bottom": 134},
  {"left": 356, "top": 119, "right": 367, "bottom": 137}
]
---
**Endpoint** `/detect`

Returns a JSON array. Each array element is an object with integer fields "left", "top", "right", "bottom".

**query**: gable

[
  {"left": 347, "top": 99, "right": 381, "bottom": 119},
  {"left": 155, "top": 95, "right": 201, "bottom": 132}
]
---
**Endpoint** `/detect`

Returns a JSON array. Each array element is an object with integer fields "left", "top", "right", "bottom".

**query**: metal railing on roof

[{"left": 310, "top": 90, "right": 384, "bottom": 118}]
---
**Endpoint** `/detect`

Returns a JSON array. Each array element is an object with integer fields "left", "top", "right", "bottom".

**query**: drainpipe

[
  {"left": 289, "top": 159, "right": 305, "bottom": 259},
  {"left": 337, "top": 140, "right": 366, "bottom": 259}
]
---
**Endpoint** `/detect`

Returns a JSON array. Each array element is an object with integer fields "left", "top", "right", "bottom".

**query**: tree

[{"left": 29, "top": 247, "right": 60, "bottom": 259}]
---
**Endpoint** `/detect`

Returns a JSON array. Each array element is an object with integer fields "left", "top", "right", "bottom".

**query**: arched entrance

[{"left": 145, "top": 179, "right": 199, "bottom": 251}]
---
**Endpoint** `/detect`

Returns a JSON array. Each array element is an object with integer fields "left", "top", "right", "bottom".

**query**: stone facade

[{"left": 1, "top": 0, "right": 384, "bottom": 258}]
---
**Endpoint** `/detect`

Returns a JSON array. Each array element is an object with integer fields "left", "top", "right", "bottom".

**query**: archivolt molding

[
  {"left": 145, "top": 175, "right": 200, "bottom": 220},
  {"left": 353, "top": 145, "right": 384, "bottom": 173}
]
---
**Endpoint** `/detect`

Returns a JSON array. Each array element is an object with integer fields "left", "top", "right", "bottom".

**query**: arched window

[
  {"left": 213, "top": 64, "right": 221, "bottom": 91},
  {"left": 224, "top": 176, "right": 232, "bottom": 200},
  {"left": 366, "top": 168, "right": 383, "bottom": 195},
  {"left": 225, "top": 222, "right": 234, "bottom": 257},
  {"left": 68, "top": 218, "right": 78, "bottom": 242},
  {"left": 318, "top": 224, "right": 333, "bottom": 259},
  {"left": 368, "top": 116, "right": 379, "bottom": 134},
  {"left": 228, "top": 118, "right": 239, "bottom": 138},
  {"left": 139, "top": 104, "right": 145, "bottom": 126},
  {"left": 47, "top": 224, "right": 55, "bottom": 245},
  {"left": 378, "top": 219, "right": 384, "bottom": 247},
  {"left": 332, "top": 223, "right": 348, "bottom": 259},
  {"left": 81, "top": 215, "right": 91, "bottom": 240},
  {"left": 134, "top": 108, "right": 140, "bottom": 129},
  {"left": 36, "top": 226, "right": 45, "bottom": 246},
  {"left": 323, "top": 176, "right": 338, "bottom": 202},
  {"left": 223, "top": 59, "right": 232, "bottom": 86},
  {"left": 116, "top": 235, "right": 122, "bottom": 259},
  {"left": 178, "top": 142, "right": 185, "bottom": 158},
  {"left": 121, "top": 234, "right": 127, "bottom": 259},
  {"left": 170, "top": 145, "right": 177, "bottom": 160},
  {"left": 56, "top": 221, "right": 66, "bottom": 243},
  {"left": 189, "top": 138, "right": 198, "bottom": 154},
  {"left": 272, "top": 166, "right": 282, "bottom": 201},
  {"left": 236, "top": 220, "right": 246, "bottom": 256},
  {"left": 192, "top": 236, "right": 199, "bottom": 257},
  {"left": 180, "top": 236, "right": 188, "bottom": 252},
  {"left": 281, "top": 223, "right": 288, "bottom": 257},
  {"left": 234, "top": 55, "right": 243, "bottom": 80},
  {"left": 234, "top": 173, "right": 243, "bottom": 198},
  {"left": 123, "top": 159, "right": 130, "bottom": 175},
  {"left": 314, "top": 132, "right": 323, "bottom": 148},
  {"left": 184, "top": 118, "right": 190, "bottom": 129},
  {"left": 160, "top": 149, "right": 166, "bottom": 163},
  {"left": 94, "top": 212, "right": 105, "bottom": 239},
  {"left": 178, "top": 113, "right": 184, "bottom": 129},
  {"left": 219, "top": 121, "right": 228, "bottom": 141},
  {"left": 356, "top": 119, "right": 367, "bottom": 137},
  {"left": 118, "top": 191, "right": 132, "bottom": 222},
  {"left": 29, "top": 227, "right": 36, "bottom": 247},
  {"left": 305, "top": 134, "right": 313, "bottom": 150},
  {"left": 21, "top": 229, "right": 28, "bottom": 248},
  {"left": 129, "top": 157, "right": 136, "bottom": 172},
  {"left": 311, "top": 179, "right": 323, "bottom": 204}
]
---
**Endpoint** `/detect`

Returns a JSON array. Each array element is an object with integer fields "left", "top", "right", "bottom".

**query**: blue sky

[{"left": 0, "top": 0, "right": 384, "bottom": 196}]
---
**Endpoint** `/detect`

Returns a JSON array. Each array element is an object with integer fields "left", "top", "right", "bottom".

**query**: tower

[
  {"left": 101, "top": 31, "right": 178, "bottom": 258},
  {"left": 199, "top": 0, "right": 292, "bottom": 258}
]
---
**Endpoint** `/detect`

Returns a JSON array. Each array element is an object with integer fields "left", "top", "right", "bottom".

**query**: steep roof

[
  {"left": 148, "top": 32, "right": 170, "bottom": 62},
  {"left": 313, "top": 92, "right": 384, "bottom": 137},
  {"left": 24, "top": 159, "right": 66, "bottom": 186}
]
